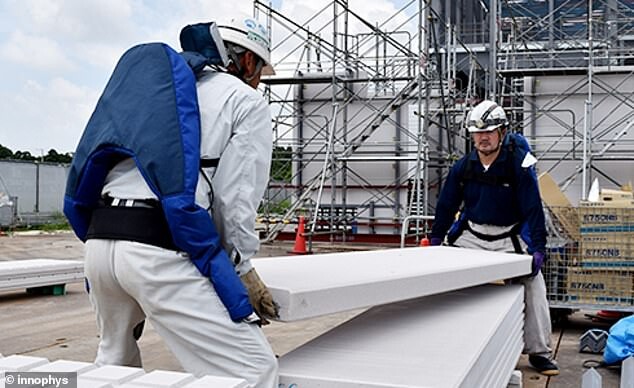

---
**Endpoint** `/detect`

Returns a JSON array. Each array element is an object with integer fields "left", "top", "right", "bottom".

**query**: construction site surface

[{"left": 0, "top": 232, "right": 623, "bottom": 387}]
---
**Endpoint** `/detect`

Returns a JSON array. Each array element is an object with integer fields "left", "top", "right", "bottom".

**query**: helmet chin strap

[
  {"left": 226, "top": 46, "right": 263, "bottom": 85},
  {"left": 225, "top": 44, "right": 251, "bottom": 84},
  {"left": 244, "top": 58, "right": 263, "bottom": 82}
]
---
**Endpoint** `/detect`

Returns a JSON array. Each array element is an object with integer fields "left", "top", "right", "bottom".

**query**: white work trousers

[
  {"left": 455, "top": 229, "right": 552, "bottom": 357},
  {"left": 84, "top": 239, "right": 278, "bottom": 387}
]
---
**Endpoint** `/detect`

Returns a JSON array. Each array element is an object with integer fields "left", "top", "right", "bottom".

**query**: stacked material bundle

[
  {"left": 0, "top": 247, "right": 531, "bottom": 387},
  {"left": 277, "top": 285, "right": 524, "bottom": 388},
  {"left": 253, "top": 246, "right": 531, "bottom": 387},
  {"left": 254, "top": 246, "right": 530, "bottom": 321},
  {"left": 0, "top": 259, "right": 83, "bottom": 293},
  {"left": 0, "top": 355, "right": 248, "bottom": 388}
]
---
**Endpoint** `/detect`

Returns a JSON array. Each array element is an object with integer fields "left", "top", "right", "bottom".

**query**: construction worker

[
  {"left": 430, "top": 100, "right": 559, "bottom": 376},
  {"left": 81, "top": 15, "right": 279, "bottom": 386}
]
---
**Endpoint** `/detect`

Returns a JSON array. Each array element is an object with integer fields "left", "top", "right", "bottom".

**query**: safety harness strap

[{"left": 465, "top": 223, "right": 524, "bottom": 254}]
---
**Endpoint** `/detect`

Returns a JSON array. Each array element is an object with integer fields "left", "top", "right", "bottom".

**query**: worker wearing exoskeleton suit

[
  {"left": 430, "top": 100, "right": 559, "bottom": 376},
  {"left": 82, "top": 15, "right": 279, "bottom": 387}
]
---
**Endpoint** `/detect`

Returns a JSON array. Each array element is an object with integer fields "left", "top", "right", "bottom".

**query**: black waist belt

[
  {"left": 465, "top": 223, "right": 523, "bottom": 254},
  {"left": 86, "top": 205, "right": 177, "bottom": 251}
]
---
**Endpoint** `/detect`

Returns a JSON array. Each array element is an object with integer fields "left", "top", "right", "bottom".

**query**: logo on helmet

[
  {"left": 248, "top": 32, "right": 269, "bottom": 49},
  {"left": 244, "top": 19, "right": 257, "bottom": 29},
  {"left": 474, "top": 119, "right": 486, "bottom": 129}
]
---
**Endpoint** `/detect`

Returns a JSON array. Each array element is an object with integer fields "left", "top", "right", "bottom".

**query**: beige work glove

[{"left": 240, "top": 268, "right": 279, "bottom": 325}]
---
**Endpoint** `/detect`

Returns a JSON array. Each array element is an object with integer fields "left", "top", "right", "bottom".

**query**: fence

[{"left": 0, "top": 160, "right": 69, "bottom": 227}]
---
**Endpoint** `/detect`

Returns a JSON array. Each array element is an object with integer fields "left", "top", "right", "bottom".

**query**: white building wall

[
  {"left": 294, "top": 78, "right": 414, "bottom": 234},
  {"left": 526, "top": 73, "right": 634, "bottom": 205}
]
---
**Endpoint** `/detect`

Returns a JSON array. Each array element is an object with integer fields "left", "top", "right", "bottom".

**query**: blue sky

[{"left": 0, "top": 0, "right": 411, "bottom": 155}]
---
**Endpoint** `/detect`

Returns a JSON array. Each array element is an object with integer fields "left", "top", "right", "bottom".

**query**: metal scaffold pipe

[
  {"left": 581, "top": 0, "right": 594, "bottom": 201},
  {"left": 312, "top": 103, "right": 339, "bottom": 240},
  {"left": 255, "top": 0, "right": 634, "bottom": 241}
]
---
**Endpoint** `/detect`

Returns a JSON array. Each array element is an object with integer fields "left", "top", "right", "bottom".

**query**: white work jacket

[{"left": 102, "top": 70, "right": 272, "bottom": 276}]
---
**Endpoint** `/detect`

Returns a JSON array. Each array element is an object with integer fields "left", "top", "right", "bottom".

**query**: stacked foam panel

[
  {"left": 254, "top": 246, "right": 531, "bottom": 321},
  {"left": 0, "top": 259, "right": 84, "bottom": 293},
  {"left": 278, "top": 284, "right": 525, "bottom": 388},
  {"left": 253, "top": 246, "right": 530, "bottom": 386},
  {"left": 0, "top": 247, "right": 531, "bottom": 387},
  {"left": 0, "top": 355, "right": 248, "bottom": 388}
]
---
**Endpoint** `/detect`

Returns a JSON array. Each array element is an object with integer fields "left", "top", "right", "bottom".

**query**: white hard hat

[
  {"left": 467, "top": 100, "right": 508, "bottom": 133},
  {"left": 218, "top": 14, "right": 275, "bottom": 75}
]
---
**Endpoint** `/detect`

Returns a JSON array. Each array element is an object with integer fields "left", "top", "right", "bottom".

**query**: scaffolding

[
  {"left": 253, "top": 0, "right": 634, "bottom": 244},
  {"left": 497, "top": 0, "right": 634, "bottom": 202}
]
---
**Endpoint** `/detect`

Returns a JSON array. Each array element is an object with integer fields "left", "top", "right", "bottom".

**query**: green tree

[
  {"left": 43, "top": 148, "right": 73, "bottom": 163},
  {"left": 13, "top": 150, "right": 37, "bottom": 161},
  {"left": 0, "top": 145, "right": 72, "bottom": 163},
  {"left": 0, "top": 144, "right": 13, "bottom": 159},
  {"left": 270, "top": 146, "right": 292, "bottom": 182}
]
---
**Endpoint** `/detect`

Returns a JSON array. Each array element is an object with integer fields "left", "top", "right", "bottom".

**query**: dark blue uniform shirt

[{"left": 430, "top": 146, "right": 547, "bottom": 253}]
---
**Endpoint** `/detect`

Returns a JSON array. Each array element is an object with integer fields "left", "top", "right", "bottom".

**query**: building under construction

[
  {"left": 1, "top": 0, "right": 633, "bottom": 244},
  {"left": 255, "top": 0, "right": 634, "bottom": 245}
]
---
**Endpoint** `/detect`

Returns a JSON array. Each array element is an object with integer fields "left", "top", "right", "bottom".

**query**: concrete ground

[{"left": 0, "top": 232, "right": 623, "bottom": 387}]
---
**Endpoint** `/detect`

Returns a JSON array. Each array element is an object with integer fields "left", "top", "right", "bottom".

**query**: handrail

[{"left": 400, "top": 215, "right": 435, "bottom": 248}]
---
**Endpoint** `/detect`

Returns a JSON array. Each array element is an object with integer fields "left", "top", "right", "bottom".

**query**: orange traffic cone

[
  {"left": 419, "top": 237, "right": 430, "bottom": 247},
  {"left": 289, "top": 216, "right": 309, "bottom": 255}
]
